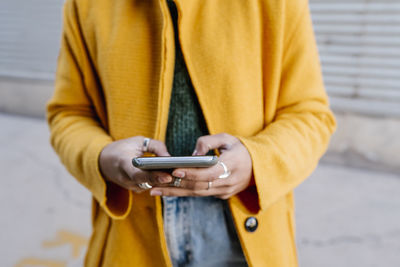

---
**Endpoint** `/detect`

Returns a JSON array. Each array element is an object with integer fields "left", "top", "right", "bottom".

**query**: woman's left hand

[{"left": 150, "top": 133, "right": 253, "bottom": 199}]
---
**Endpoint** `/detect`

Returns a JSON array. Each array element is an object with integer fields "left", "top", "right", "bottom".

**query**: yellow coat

[{"left": 47, "top": 0, "right": 336, "bottom": 266}]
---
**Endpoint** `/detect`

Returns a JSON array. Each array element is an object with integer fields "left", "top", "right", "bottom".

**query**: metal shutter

[
  {"left": 0, "top": 0, "right": 64, "bottom": 80},
  {"left": 310, "top": 0, "right": 400, "bottom": 116},
  {"left": 0, "top": 0, "right": 399, "bottom": 116}
]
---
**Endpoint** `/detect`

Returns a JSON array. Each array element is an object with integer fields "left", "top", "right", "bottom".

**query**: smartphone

[{"left": 132, "top": 156, "right": 218, "bottom": 170}]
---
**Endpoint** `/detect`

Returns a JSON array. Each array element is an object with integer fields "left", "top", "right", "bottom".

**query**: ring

[
  {"left": 218, "top": 161, "right": 231, "bottom": 179},
  {"left": 173, "top": 177, "right": 182, "bottom": 187},
  {"left": 207, "top": 181, "right": 212, "bottom": 190},
  {"left": 138, "top": 182, "right": 152, "bottom": 190},
  {"left": 143, "top": 137, "right": 151, "bottom": 152}
]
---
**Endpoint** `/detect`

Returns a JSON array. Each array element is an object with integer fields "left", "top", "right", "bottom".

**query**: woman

[{"left": 47, "top": 0, "right": 336, "bottom": 266}]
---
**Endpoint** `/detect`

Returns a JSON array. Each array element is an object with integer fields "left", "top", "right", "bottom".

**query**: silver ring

[
  {"left": 143, "top": 137, "right": 151, "bottom": 152},
  {"left": 138, "top": 182, "right": 152, "bottom": 190},
  {"left": 218, "top": 161, "right": 231, "bottom": 179},
  {"left": 207, "top": 181, "right": 212, "bottom": 190},
  {"left": 173, "top": 177, "right": 182, "bottom": 187}
]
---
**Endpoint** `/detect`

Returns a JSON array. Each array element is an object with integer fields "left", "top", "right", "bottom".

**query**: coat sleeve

[
  {"left": 46, "top": 0, "right": 132, "bottom": 219},
  {"left": 237, "top": 1, "right": 336, "bottom": 212}
]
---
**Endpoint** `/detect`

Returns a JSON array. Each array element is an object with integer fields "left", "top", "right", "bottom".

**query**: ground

[{"left": 1, "top": 113, "right": 399, "bottom": 267}]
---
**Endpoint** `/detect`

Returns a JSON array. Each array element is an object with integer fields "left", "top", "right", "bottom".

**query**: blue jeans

[{"left": 162, "top": 196, "right": 248, "bottom": 267}]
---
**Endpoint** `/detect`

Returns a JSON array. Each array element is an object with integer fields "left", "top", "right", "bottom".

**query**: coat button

[{"left": 245, "top": 217, "right": 258, "bottom": 232}]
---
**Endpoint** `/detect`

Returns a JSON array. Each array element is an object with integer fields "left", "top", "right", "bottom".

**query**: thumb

[
  {"left": 193, "top": 133, "right": 236, "bottom": 155},
  {"left": 147, "top": 139, "right": 171, "bottom": 157}
]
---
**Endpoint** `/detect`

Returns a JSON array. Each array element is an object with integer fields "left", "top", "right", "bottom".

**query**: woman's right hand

[{"left": 99, "top": 136, "right": 173, "bottom": 193}]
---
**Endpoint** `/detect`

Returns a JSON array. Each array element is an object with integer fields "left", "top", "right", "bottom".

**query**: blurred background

[{"left": 1, "top": 0, "right": 399, "bottom": 266}]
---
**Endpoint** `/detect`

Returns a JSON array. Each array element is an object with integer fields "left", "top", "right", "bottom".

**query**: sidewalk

[
  {"left": 1, "top": 113, "right": 399, "bottom": 267},
  {"left": 295, "top": 163, "right": 400, "bottom": 267}
]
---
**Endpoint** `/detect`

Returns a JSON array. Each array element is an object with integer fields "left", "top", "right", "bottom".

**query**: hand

[
  {"left": 99, "top": 136, "right": 173, "bottom": 193},
  {"left": 150, "top": 133, "right": 253, "bottom": 199}
]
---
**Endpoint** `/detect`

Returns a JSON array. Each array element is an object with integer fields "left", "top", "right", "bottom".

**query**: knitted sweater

[{"left": 165, "top": 0, "right": 209, "bottom": 156}]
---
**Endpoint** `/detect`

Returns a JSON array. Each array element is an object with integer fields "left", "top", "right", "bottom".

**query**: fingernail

[
  {"left": 172, "top": 171, "right": 185, "bottom": 178},
  {"left": 150, "top": 190, "right": 162, "bottom": 196},
  {"left": 159, "top": 176, "right": 172, "bottom": 183},
  {"left": 192, "top": 149, "right": 197, "bottom": 156}
]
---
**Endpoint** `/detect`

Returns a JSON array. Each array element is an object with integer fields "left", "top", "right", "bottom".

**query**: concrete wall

[
  {"left": 324, "top": 112, "right": 400, "bottom": 174},
  {"left": 0, "top": 77, "right": 53, "bottom": 117}
]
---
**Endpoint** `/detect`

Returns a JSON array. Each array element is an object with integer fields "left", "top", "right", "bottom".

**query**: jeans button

[{"left": 245, "top": 217, "right": 258, "bottom": 232}]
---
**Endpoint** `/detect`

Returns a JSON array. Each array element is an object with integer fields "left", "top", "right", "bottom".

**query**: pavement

[{"left": 0, "top": 113, "right": 399, "bottom": 267}]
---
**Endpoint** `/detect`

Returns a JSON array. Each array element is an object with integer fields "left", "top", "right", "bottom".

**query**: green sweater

[{"left": 165, "top": 0, "right": 209, "bottom": 156}]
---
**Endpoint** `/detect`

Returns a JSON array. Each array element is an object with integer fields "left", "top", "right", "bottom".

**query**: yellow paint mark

[
  {"left": 42, "top": 230, "right": 88, "bottom": 259},
  {"left": 15, "top": 257, "right": 66, "bottom": 267}
]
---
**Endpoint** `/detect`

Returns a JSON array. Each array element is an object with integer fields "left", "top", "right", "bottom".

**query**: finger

[
  {"left": 108, "top": 169, "right": 147, "bottom": 193},
  {"left": 171, "top": 167, "right": 216, "bottom": 182},
  {"left": 121, "top": 159, "right": 173, "bottom": 185},
  {"left": 193, "top": 133, "right": 237, "bottom": 155},
  {"left": 131, "top": 184, "right": 145, "bottom": 193},
  {"left": 154, "top": 180, "right": 207, "bottom": 190},
  {"left": 214, "top": 193, "right": 234, "bottom": 200},
  {"left": 172, "top": 159, "right": 231, "bottom": 182},
  {"left": 134, "top": 170, "right": 173, "bottom": 185},
  {"left": 213, "top": 183, "right": 243, "bottom": 200},
  {"left": 149, "top": 185, "right": 226, "bottom": 197},
  {"left": 152, "top": 171, "right": 174, "bottom": 183},
  {"left": 161, "top": 175, "right": 234, "bottom": 190},
  {"left": 147, "top": 139, "right": 170, "bottom": 157},
  {"left": 126, "top": 175, "right": 170, "bottom": 192}
]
